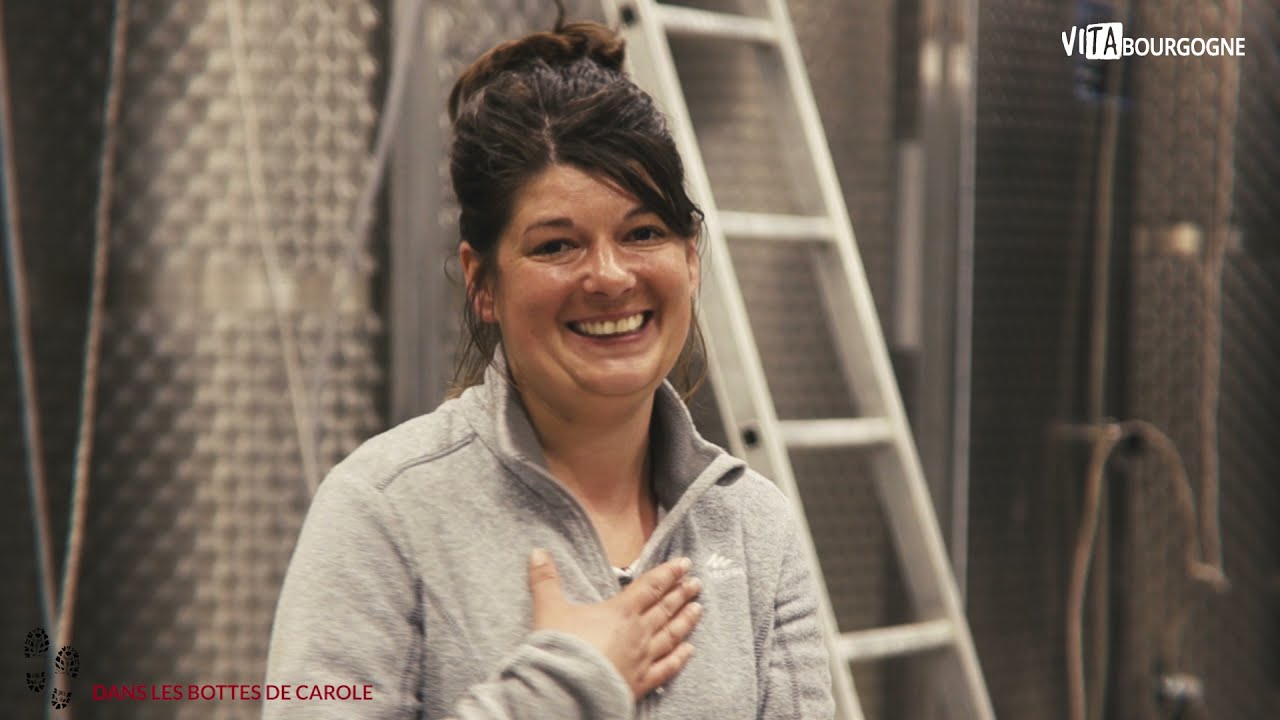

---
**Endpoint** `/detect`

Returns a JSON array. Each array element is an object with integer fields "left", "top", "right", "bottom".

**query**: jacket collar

[{"left": 457, "top": 349, "right": 745, "bottom": 508}]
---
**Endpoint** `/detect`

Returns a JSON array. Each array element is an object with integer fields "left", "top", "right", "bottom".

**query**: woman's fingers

[
  {"left": 637, "top": 642, "right": 696, "bottom": 697},
  {"left": 527, "top": 549, "right": 566, "bottom": 619},
  {"left": 622, "top": 557, "right": 692, "bottom": 613},
  {"left": 545, "top": 555, "right": 702, "bottom": 699},
  {"left": 648, "top": 600, "right": 702, "bottom": 659},
  {"left": 644, "top": 574, "right": 702, "bottom": 629}
]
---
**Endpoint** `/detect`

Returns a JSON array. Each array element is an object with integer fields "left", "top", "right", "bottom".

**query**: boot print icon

[{"left": 25, "top": 627, "right": 79, "bottom": 710}]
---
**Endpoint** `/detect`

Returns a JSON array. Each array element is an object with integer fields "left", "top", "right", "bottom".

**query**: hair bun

[
  {"left": 448, "top": 21, "right": 626, "bottom": 121},
  {"left": 553, "top": 21, "right": 626, "bottom": 70}
]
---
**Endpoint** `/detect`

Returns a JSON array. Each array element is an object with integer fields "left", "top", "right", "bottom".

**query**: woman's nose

[{"left": 582, "top": 242, "right": 635, "bottom": 296}]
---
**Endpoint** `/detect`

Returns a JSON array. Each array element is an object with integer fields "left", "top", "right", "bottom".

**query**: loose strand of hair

[{"left": 552, "top": 0, "right": 567, "bottom": 32}]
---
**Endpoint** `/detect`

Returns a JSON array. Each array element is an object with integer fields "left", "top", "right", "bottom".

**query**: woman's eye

[
  {"left": 628, "top": 225, "right": 667, "bottom": 243},
  {"left": 532, "top": 240, "right": 571, "bottom": 255}
]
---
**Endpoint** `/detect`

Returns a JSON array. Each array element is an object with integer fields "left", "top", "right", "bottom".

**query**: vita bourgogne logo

[{"left": 1062, "top": 22, "right": 1246, "bottom": 59}]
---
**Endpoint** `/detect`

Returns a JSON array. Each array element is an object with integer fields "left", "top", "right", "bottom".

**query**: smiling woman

[{"left": 264, "top": 14, "right": 834, "bottom": 720}]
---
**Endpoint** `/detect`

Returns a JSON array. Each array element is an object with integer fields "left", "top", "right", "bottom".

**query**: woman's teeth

[{"left": 574, "top": 313, "right": 646, "bottom": 337}]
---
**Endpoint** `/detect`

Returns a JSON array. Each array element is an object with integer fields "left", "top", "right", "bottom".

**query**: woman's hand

[{"left": 528, "top": 549, "right": 703, "bottom": 699}]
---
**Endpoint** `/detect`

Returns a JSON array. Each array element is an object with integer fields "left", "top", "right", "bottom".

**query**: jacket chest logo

[{"left": 702, "top": 552, "right": 745, "bottom": 580}]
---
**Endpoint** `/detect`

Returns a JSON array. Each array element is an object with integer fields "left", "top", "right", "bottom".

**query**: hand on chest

[{"left": 418, "top": 528, "right": 761, "bottom": 715}]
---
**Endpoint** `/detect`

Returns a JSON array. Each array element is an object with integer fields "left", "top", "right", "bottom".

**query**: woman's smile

[{"left": 568, "top": 310, "right": 652, "bottom": 338}]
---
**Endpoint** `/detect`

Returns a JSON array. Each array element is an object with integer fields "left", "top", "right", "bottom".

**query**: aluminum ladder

[{"left": 599, "top": 1, "right": 995, "bottom": 717}]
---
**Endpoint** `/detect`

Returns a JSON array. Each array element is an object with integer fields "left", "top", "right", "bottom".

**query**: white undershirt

[{"left": 611, "top": 504, "right": 667, "bottom": 585}]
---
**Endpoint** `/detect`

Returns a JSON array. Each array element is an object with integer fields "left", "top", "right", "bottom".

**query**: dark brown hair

[{"left": 446, "top": 20, "right": 706, "bottom": 398}]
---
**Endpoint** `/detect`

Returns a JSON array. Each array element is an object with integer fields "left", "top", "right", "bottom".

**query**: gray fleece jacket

[{"left": 264, "top": 361, "right": 835, "bottom": 719}]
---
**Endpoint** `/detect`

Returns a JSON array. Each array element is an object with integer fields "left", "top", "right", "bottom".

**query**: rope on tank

[
  {"left": 57, "top": 0, "right": 133, "bottom": 659},
  {"left": 1, "top": 0, "right": 132, "bottom": 678},
  {"left": 224, "top": 0, "right": 325, "bottom": 493},
  {"left": 224, "top": 0, "right": 427, "bottom": 496},
  {"left": 306, "top": 0, "right": 428, "bottom": 475},
  {"left": 0, "top": 1, "right": 57, "bottom": 635}
]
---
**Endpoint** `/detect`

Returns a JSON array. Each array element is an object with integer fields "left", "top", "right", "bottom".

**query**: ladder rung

[
  {"left": 655, "top": 4, "right": 779, "bottom": 44},
  {"left": 718, "top": 211, "right": 835, "bottom": 242},
  {"left": 778, "top": 418, "right": 894, "bottom": 449},
  {"left": 838, "top": 620, "right": 956, "bottom": 662}
]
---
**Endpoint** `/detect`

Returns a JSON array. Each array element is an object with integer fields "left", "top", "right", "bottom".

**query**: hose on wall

[
  {"left": 1067, "top": 422, "right": 1228, "bottom": 720},
  {"left": 1064, "top": 1, "right": 1240, "bottom": 718}
]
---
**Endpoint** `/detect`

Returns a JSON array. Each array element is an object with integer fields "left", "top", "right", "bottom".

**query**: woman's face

[{"left": 462, "top": 163, "right": 699, "bottom": 412}]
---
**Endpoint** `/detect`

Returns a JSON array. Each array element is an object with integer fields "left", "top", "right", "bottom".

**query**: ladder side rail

[
  {"left": 810, "top": 254, "right": 954, "bottom": 617},
  {"left": 761, "top": 0, "right": 995, "bottom": 717},
  {"left": 693, "top": 240, "right": 872, "bottom": 720},
  {"left": 737, "top": 47, "right": 887, "bottom": 429},
  {"left": 763, "top": 0, "right": 938, "bottom": 624},
  {"left": 755, "top": 0, "right": 960, "bottom": 624},
  {"left": 746, "top": 47, "right": 832, "bottom": 245},
  {"left": 761, "top": 0, "right": 892, "bottom": 418},
  {"left": 715, "top": 32, "right": 985, "bottom": 711},
  {"left": 711, "top": 26, "right": 917, "bottom": 628},
  {"left": 866, "top": 447, "right": 992, "bottom": 718},
  {"left": 694, "top": 214, "right": 874, "bottom": 720},
  {"left": 601, "top": 2, "right": 864, "bottom": 717}
]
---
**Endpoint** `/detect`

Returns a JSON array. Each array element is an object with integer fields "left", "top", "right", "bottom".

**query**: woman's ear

[
  {"left": 685, "top": 239, "right": 701, "bottom": 295},
  {"left": 459, "top": 242, "right": 496, "bottom": 323}
]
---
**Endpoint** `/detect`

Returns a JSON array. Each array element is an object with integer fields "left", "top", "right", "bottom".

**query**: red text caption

[{"left": 92, "top": 684, "right": 374, "bottom": 701}]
